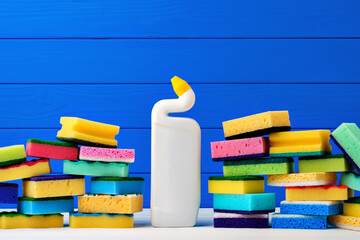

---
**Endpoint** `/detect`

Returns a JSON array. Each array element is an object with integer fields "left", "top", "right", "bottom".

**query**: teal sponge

[{"left": 340, "top": 171, "right": 360, "bottom": 191}]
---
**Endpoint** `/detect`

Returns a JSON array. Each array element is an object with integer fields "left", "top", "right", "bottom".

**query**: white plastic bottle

[{"left": 151, "top": 76, "right": 201, "bottom": 227}]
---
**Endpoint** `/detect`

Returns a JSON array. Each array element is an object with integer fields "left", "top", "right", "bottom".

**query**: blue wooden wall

[{"left": 0, "top": 0, "right": 359, "bottom": 208}]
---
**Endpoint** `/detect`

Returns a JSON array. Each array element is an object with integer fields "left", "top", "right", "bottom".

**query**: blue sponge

[
  {"left": 0, "top": 183, "right": 18, "bottom": 204},
  {"left": 18, "top": 196, "right": 74, "bottom": 214},
  {"left": 90, "top": 177, "right": 144, "bottom": 195},
  {"left": 272, "top": 214, "right": 327, "bottom": 229},
  {"left": 213, "top": 193, "right": 275, "bottom": 213},
  {"left": 280, "top": 201, "right": 343, "bottom": 216}
]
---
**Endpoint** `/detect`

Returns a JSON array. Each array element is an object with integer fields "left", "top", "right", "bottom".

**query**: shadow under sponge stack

[{"left": 209, "top": 111, "right": 292, "bottom": 228}]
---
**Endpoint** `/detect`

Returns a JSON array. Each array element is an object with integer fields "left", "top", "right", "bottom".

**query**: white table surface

[{"left": 0, "top": 209, "right": 359, "bottom": 240}]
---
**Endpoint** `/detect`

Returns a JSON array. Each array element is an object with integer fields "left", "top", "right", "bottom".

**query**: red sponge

[{"left": 26, "top": 139, "right": 78, "bottom": 161}]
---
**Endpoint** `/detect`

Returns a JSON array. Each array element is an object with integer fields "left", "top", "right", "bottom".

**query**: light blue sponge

[
  {"left": 91, "top": 177, "right": 145, "bottom": 195},
  {"left": 213, "top": 193, "right": 275, "bottom": 213},
  {"left": 18, "top": 196, "right": 74, "bottom": 214},
  {"left": 63, "top": 160, "right": 129, "bottom": 177},
  {"left": 340, "top": 171, "right": 360, "bottom": 191},
  {"left": 280, "top": 201, "right": 343, "bottom": 216},
  {"left": 272, "top": 214, "right": 327, "bottom": 229}
]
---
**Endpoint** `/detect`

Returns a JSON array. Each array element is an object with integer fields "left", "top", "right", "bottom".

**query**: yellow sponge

[
  {"left": 0, "top": 159, "right": 51, "bottom": 182},
  {"left": 222, "top": 111, "right": 291, "bottom": 140},
  {"left": 208, "top": 176, "right": 264, "bottom": 194},
  {"left": 78, "top": 194, "right": 143, "bottom": 214},
  {"left": 269, "top": 130, "right": 332, "bottom": 157},
  {"left": 328, "top": 215, "right": 360, "bottom": 231},
  {"left": 267, "top": 172, "right": 337, "bottom": 187},
  {"left": 344, "top": 197, "right": 360, "bottom": 217},
  {"left": 57, "top": 117, "right": 120, "bottom": 148},
  {"left": 286, "top": 185, "right": 348, "bottom": 201},
  {"left": 70, "top": 213, "right": 133, "bottom": 228},
  {"left": 0, "top": 212, "right": 63, "bottom": 229},
  {"left": 22, "top": 175, "right": 85, "bottom": 198}
]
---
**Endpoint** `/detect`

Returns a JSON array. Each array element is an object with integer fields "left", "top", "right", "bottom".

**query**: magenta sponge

[
  {"left": 79, "top": 147, "right": 134, "bottom": 163},
  {"left": 211, "top": 137, "right": 269, "bottom": 162}
]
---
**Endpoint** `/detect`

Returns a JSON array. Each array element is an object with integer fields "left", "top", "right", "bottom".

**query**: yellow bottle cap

[{"left": 171, "top": 76, "right": 191, "bottom": 97}]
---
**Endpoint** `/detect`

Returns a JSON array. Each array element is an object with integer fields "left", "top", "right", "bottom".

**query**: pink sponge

[
  {"left": 211, "top": 137, "right": 269, "bottom": 162},
  {"left": 26, "top": 139, "right": 78, "bottom": 161},
  {"left": 79, "top": 146, "right": 135, "bottom": 163}
]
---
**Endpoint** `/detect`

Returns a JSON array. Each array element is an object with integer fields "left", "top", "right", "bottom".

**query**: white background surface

[{"left": 0, "top": 209, "right": 359, "bottom": 240}]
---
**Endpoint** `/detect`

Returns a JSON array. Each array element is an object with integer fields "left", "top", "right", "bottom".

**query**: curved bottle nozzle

[{"left": 171, "top": 76, "right": 191, "bottom": 97}]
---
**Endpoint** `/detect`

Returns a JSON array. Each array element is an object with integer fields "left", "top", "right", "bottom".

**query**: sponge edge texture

[
  {"left": 272, "top": 214, "right": 327, "bottom": 229},
  {"left": 213, "top": 213, "right": 269, "bottom": 228},
  {"left": 331, "top": 123, "right": 360, "bottom": 172},
  {"left": 18, "top": 196, "right": 74, "bottom": 215},
  {"left": 328, "top": 215, "right": 360, "bottom": 231},
  {"left": 299, "top": 154, "right": 353, "bottom": 173},
  {"left": 269, "top": 130, "right": 332, "bottom": 157},
  {"left": 280, "top": 201, "right": 343, "bottom": 216},
  {"left": 222, "top": 111, "right": 291, "bottom": 140},
  {"left": 286, "top": 185, "right": 348, "bottom": 201},
  {"left": 70, "top": 213, "right": 133, "bottom": 228},
  {"left": 22, "top": 175, "right": 85, "bottom": 198},
  {"left": 213, "top": 193, "right": 275, "bottom": 213},
  {"left": 340, "top": 172, "right": 360, "bottom": 191},
  {"left": 57, "top": 117, "right": 120, "bottom": 148},
  {"left": 267, "top": 172, "right": 337, "bottom": 187},
  {"left": 0, "top": 159, "right": 51, "bottom": 182},
  {"left": 26, "top": 139, "right": 78, "bottom": 161},
  {"left": 90, "top": 177, "right": 145, "bottom": 195},
  {"left": 223, "top": 158, "right": 294, "bottom": 176},
  {"left": 63, "top": 160, "right": 129, "bottom": 177},
  {"left": 0, "top": 212, "right": 63, "bottom": 229},
  {"left": 211, "top": 137, "right": 269, "bottom": 161},
  {"left": 208, "top": 176, "right": 264, "bottom": 194},
  {"left": 0, "top": 144, "right": 26, "bottom": 167},
  {"left": 79, "top": 146, "right": 134, "bottom": 163},
  {"left": 78, "top": 194, "right": 143, "bottom": 214},
  {"left": 0, "top": 183, "right": 18, "bottom": 204}
]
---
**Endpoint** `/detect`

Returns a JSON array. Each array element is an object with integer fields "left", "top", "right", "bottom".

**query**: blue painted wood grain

[
  {"left": 0, "top": 39, "right": 358, "bottom": 83},
  {"left": 0, "top": 0, "right": 359, "bottom": 38},
  {"left": 0, "top": 84, "right": 358, "bottom": 129}
]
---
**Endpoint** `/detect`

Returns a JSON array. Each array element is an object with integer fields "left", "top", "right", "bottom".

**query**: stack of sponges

[
  {"left": 269, "top": 125, "right": 353, "bottom": 229},
  {"left": 209, "top": 111, "right": 293, "bottom": 228},
  {"left": 54, "top": 117, "right": 143, "bottom": 228},
  {"left": 0, "top": 144, "right": 56, "bottom": 229},
  {"left": 327, "top": 123, "right": 360, "bottom": 231}
]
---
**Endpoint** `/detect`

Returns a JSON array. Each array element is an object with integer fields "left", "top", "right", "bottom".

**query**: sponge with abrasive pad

[
  {"left": 208, "top": 176, "right": 264, "bottom": 194},
  {"left": 18, "top": 196, "right": 74, "bottom": 215},
  {"left": 0, "top": 144, "right": 26, "bottom": 167},
  {"left": 328, "top": 214, "right": 360, "bottom": 231},
  {"left": 22, "top": 175, "right": 85, "bottom": 198},
  {"left": 57, "top": 117, "right": 120, "bottom": 148},
  {"left": 223, "top": 157, "right": 294, "bottom": 176},
  {"left": 340, "top": 171, "right": 360, "bottom": 191},
  {"left": 70, "top": 213, "right": 134, "bottom": 228},
  {"left": 26, "top": 138, "right": 78, "bottom": 161},
  {"left": 223, "top": 111, "right": 291, "bottom": 140},
  {"left": 0, "top": 183, "right": 18, "bottom": 204},
  {"left": 214, "top": 212, "right": 269, "bottom": 228},
  {"left": 211, "top": 137, "right": 269, "bottom": 162},
  {"left": 344, "top": 197, "right": 360, "bottom": 217},
  {"left": 267, "top": 172, "right": 337, "bottom": 187},
  {"left": 280, "top": 200, "right": 343, "bottom": 216},
  {"left": 272, "top": 214, "right": 327, "bottom": 229},
  {"left": 286, "top": 185, "right": 349, "bottom": 201},
  {"left": 79, "top": 146, "right": 134, "bottom": 163},
  {"left": 269, "top": 130, "right": 332, "bottom": 157},
  {"left": 91, "top": 177, "right": 144, "bottom": 195},
  {"left": 0, "top": 158, "right": 51, "bottom": 182},
  {"left": 299, "top": 154, "right": 353, "bottom": 173},
  {"left": 0, "top": 212, "right": 63, "bottom": 229},
  {"left": 63, "top": 160, "right": 129, "bottom": 177}
]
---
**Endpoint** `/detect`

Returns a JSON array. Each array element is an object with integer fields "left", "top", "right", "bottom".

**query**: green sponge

[
  {"left": 0, "top": 145, "right": 26, "bottom": 167},
  {"left": 299, "top": 154, "right": 353, "bottom": 173},
  {"left": 331, "top": 123, "right": 360, "bottom": 172},
  {"left": 340, "top": 172, "right": 360, "bottom": 191},
  {"left": 223, "top": 158, "right": 294, "bottom": 176}
]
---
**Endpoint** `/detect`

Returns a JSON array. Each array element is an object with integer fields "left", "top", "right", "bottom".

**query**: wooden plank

[
  {"left": 0, "top": 128, "right": 344, "bottom": 173},
  {"left": 0, "top": 0, "right": 359, "bottom": 38},
  {"left": 0, "top": 39, "right": 358, "bottom": 83},
  {"left": 0, "top": 83, "right": 358, "bottom": 128}
]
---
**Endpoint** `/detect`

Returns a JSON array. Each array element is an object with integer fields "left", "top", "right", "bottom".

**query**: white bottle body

[{"left": 151, "top": 89, "right": 201, "bottom": 227}]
